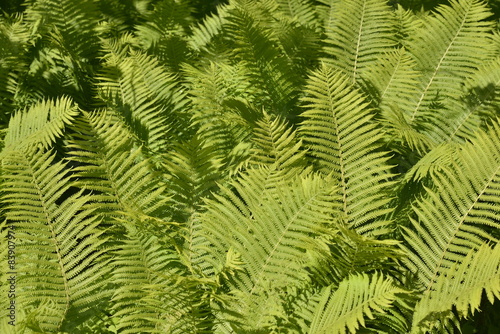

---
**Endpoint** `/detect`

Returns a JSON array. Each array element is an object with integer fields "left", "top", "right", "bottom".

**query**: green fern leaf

[
  {"left": 309, "top": 273, "right": 408, "bottom": 334},
  {"left": 1, "top": 149, "right": 110, "bottom": 332},
  {"left": 300, "top": 64, "right": 395, "bottom": 234},
  {"left": 321, "top": 0, "right": 397, "bottom": 83},
  {"left": 2, "top": 96, "right": 78, "bottom": 153},
  {"left": 97, "top": 47, "right": 188, "bottom": 155},
  {"left": 402, "top": 121, "right": 500, "bottom": 289},
  {"left": 66, "top": 110, "right": 169, "bottom": 219},
  {"left": 410, "top": 243, "right": 500, "bottom": 334},
  {"left": 250, "top": 111, "right": 306, "bottom": 172},
  {"left": 198, "top": 168, "right": 339, "bottom": 330},
  {"left": 406, "top": 0, "right": 495, "bottom": 144}
]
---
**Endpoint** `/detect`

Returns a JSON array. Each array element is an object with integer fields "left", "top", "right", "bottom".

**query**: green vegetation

[{"left": 1, "top": 0, "right": 499, "bottom": 333}]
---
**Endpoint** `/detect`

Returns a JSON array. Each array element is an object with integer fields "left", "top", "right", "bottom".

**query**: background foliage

[{"left": 0, "top": 0, "right": 499, "bottom": 333}]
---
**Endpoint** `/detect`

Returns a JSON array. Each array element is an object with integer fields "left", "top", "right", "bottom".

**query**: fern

[
  {"left": 1, "top": 149, "right": 110, "bottom": 332},
  {"left": 66, "top": 110, "right": 169, "bottom": 219},
  {"left": 406, "top": 0, "right": 496, "bottom": 146},
  {"left": 198, "top": 168, "right": 340, "bottom": 330},
  {"left": 309, "top": 273, "right": 408, "bottom": 334},
  {"left": 321, "top": 0, "right": 397, "bottom": 83},
  {"left": 96, "top": 45, "right": 189, "bottom": 156},
  {"left": 2, "top": 1, "right": 500, "bottom": 333},
  {"left": 410, "top": 243, "right": 500, "bottom": 334},
  {"left": 134, "top": 0, "right": 193, "bottom": 71},
  {"left": 2, "top": 96, "right": 78, "bottom": 153},
  {"left": 300, "top": 64, "right": 395, "bottom": 234},
  {"left": 224, "top": 5, "right": 304, "bottom": 114},
  {"left": 250, "top": 111, "right": 307, "bottom": 173},
  {"left": 401, "top": 121, "right": 500, "bottom": 312}
]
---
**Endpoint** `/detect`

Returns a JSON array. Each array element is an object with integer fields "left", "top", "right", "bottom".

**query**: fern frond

[
  {"left": 2, "top": 96, "right": 78, "bottom": 153},
  {"left": 225, "top": 6, "right": 303, "bottom": 113},
  {"left": 66, "top": 110, "right": 169, "bottom": 219},
  {"left": 272, "top": 0, "right": 320, "bottom": 27},
  {"left": 134, "top": 0, "right": 193, "bottom": 71},
  {"left": 406, "top": 0, "right": 495, "bottom": 144},
  {"left": 309, "top": 273, "right": 408, "bottom": 334},
  {"left": 183, "top": 60, "right": 255, "bottom": 174},
  {"left": 0, "top": 13, "right": 31, "bottom": 120},
  {"left": 161, "top": 134, "right": 224, "bottom": 222},
  {"left": 322, "top": 0, "right": 397, "bottom": 83},
  {"left": 363, "top": 47, "right": 433, "bottom": 153},
  {"left": 1, "top": 149, "right": 110, "bottom": 332},
  {"left": 401, "top": 121, "right": 500, "bottom": 289},
  {"left": 187, "top": 3, "right": 231, "bottom": 53},
  {"left": 300, "top": 64, "right": 395, "bottom": 234},
  {"left": 410, "top": 243, "right": 500, "bottom": 334},
  {"left": 326, "top": 228, "right": 404, "bottom": 286},
  {"left": 24, "top": 0, "right": 101, "bottom": 61},
  {"left": 448, "top": 56, "right": 500, "bottom": 142},
  {"left": 198, "top": 168, "right": 339, "bottom": 330},
  {"left": 364, "top": 47, "right": 419, "bottom": 121},
  {"left": 97, "top": 48, "right": 188, "bottom": 155},
  {"left": 250, "top": 111, "right": 307, "bottom": 172},
  {"left": 109, "top": 229, "right": 209, "bottom": 334}
]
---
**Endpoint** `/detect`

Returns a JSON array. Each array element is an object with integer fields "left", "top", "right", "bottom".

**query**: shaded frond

[
  {"left": 97, "top": 48, "right": 188, "bottom": 155},
  {"left": 183, "top": 60, "right": 255, "bottom": 175},
  {"left": 110, "top": 228, "right": 211, "bottom": 334},
  {"left": 161, "top": 134, "right": 224, "bottom": 222},
  {"left": 250, "top": 110, "right": 307, "bottom": 172},
  {"left": 448, "top": 56, "right": 500, "bottom": 142},
  {"left": 225, "top": 6, "right": 303, "bottom": 113},
  {"left": 66, "top": 110, "right": 169, "bottom": 219},
  {"left": 134, "top": 0, "right": 193, "bottom": 71},
  {"left": 24, "top": 0, "right": 101, "bottom": 60},
  {"left": 272, "top": 0, "right": 320, "bottom": 27}
]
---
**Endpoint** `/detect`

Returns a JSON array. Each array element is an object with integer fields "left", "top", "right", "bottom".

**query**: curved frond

[
  {"left": 134, "top": 0, "right": 192, "bottom": 71},
  {"left": 410, "top": 243, "right": 500, "bottom": 334},
  {"left": 272, "top": 0, "right": 320, "bottom": 27},
  {"left": 401, "top": 121, "right": 500, "bottom": 289},
  {"left": 309, "top": 273, "right": 408, "bottom": 334},
  {"left": 187, "top": 3, "right": 231, "bottom": 53},
  {"left": 2, "top": 96, "right": 78, "bottom": 153}
]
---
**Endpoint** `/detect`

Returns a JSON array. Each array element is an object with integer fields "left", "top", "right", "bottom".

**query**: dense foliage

[{"left": 1, "top": 0, "right": 499, "bottom": 333}]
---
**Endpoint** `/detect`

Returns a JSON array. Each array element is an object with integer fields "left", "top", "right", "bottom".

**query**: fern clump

[{"left": 1, "top": 0, "right": 499, "bottom": 333}]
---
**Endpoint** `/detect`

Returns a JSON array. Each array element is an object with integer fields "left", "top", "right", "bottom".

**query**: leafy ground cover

[{"left": 0, "top": 0, "right": 499, "bottom": 333}]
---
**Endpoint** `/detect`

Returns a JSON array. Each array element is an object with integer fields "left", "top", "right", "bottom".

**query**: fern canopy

[{"left": 1, "top": 0, "right": 500, "bottom": 333}]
